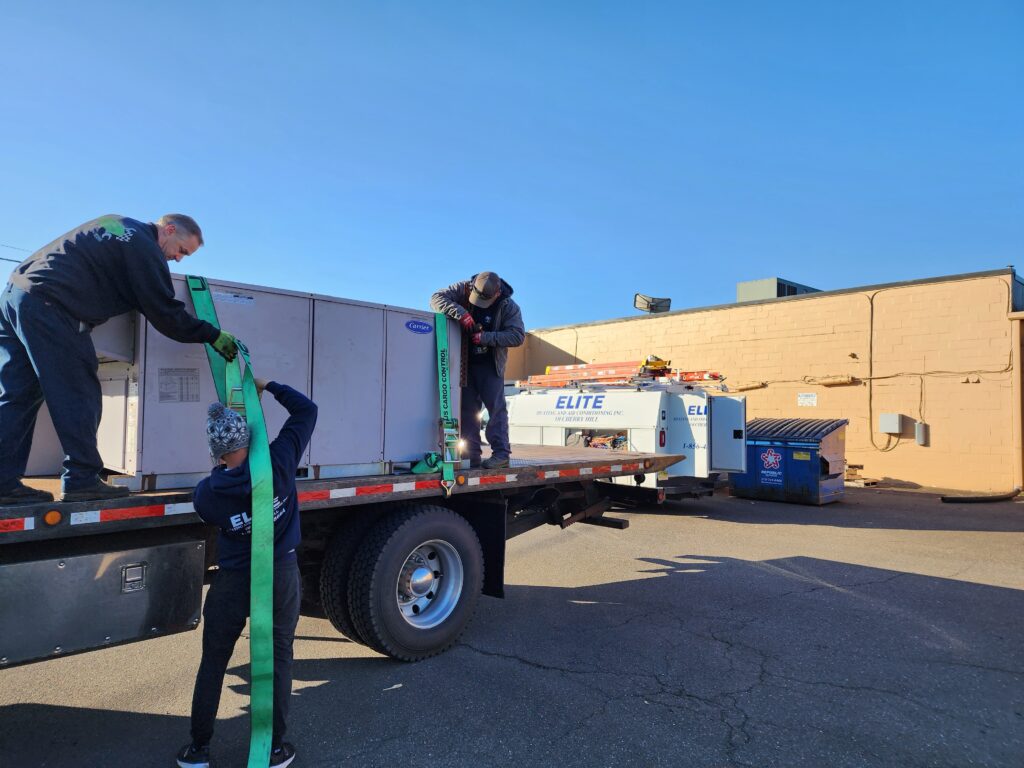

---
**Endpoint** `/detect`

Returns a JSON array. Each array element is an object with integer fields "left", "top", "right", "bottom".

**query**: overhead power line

[{"left": 0, "top": 241, "right": 31, "bottom": 264}]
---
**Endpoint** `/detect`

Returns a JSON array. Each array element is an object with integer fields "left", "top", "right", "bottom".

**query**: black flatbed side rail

[{"left": 0, "top": 447, "right": 682, "bottom": 545}]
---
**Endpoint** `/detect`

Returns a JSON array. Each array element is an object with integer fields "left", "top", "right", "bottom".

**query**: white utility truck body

[{"left": 507, "top": 383, "right": 747, "bottom": 498}]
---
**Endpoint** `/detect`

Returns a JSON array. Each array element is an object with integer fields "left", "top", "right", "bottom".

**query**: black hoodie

[
  {"left": 193, "top": 382, "right": 318, "bottom": 570},
  {"left": 9, "top": 214, "right": 219, "bottom": 343}
]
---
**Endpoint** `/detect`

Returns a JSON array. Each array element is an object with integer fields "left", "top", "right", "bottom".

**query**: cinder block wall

[{"left": 508, "top": 274, "right": 1020, "bottom": 492}]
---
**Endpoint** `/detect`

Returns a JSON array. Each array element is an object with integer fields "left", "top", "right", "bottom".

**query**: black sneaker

[
  {"left": 176, "top": 742, "right": 210, "bottom": 768},
  {"left": 481, "top": 456, "right": 510, "bottom": 470},
  {"left": 270, "top": 742, "right": 296, "bottom": 767},
  {"left": 0, "top": 482, "right": 54, "bottom": 506},
  {"left": 60, "top": 479, "right": 130, "bottom": 502}
]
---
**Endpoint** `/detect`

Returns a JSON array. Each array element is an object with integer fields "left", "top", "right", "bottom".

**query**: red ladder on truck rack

[{"left": 517, "top": 355, "right": 722, "bottom": 388}]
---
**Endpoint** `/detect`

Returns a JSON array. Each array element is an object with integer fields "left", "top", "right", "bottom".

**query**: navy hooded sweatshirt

[
  {"left": 9, "top": 214, "right": 219, "bottom": 343},
  {"left": 193, "top": 382, "right": 318, "bottom": 570}
]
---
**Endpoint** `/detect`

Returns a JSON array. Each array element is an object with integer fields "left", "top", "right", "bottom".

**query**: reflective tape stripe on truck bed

[
  {"left": 68, "top": 502, "right": 195, "bottom": 525},
  {"left": 538, "top": 462, "right": 641, "bottom": 480},
  {"left": 0, "top": 516, "right": 35, "bottom": 533},
  {"left": 1, "top": 461, "right": 652, "bottom": 533}
]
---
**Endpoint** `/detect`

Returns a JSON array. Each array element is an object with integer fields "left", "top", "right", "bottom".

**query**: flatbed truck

[{"left": 0, "top": 444, "right": 679, "bottom": 668}]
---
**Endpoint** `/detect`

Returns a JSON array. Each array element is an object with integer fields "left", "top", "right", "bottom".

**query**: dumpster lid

[{"left": 746, "top": 418, "right": 848, "bottom": 442}]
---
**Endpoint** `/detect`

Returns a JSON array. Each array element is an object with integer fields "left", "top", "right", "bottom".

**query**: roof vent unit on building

[{"left": 736, "top": 277, "right": 820, "bottom": 302}]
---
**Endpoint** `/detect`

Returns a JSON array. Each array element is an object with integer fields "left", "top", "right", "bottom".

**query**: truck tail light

[{"left": 659, "top": 429, "right": 666, "bottom": 448}]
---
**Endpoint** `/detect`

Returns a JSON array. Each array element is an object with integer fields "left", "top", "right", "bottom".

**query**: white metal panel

[
  {"left": 506, "top": 390, "right": 665, "bottom": 429},
  {"left": 709, "top": 395, "right": 747, "bottom": 473},
  {"left": 670, "top": 391, "right": 710, "bottom": 478},
  {"left": 383, "top": 310, "right": 462, "bottom": 463},
  {"left": 309, "top": 299, "right": 385, "bottom": 466},
  {"left": 24, "top": 406, "right": 63, "bottom": 477},
  {"left": 92, "top": 313, "right": 135, "bottom": 363},
  {"left": 97, "top": 377, "right": 129, "bottom": 469},
  {"left": 542, "top": 426, "right": 565, "bottom": 447},
  {"left": 509, "top": 425, "right": 542, "bottom": 445},
  {"left": 663, "top": 391, "right": 698, "bottom": 478},
  {"left": 138, "top": 277, "right": 312, "bottom": 475}
]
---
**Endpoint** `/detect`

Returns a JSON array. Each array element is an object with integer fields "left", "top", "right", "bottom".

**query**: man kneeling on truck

[{"left": 177, "top": 379, "right": 317, "bottom": 768}]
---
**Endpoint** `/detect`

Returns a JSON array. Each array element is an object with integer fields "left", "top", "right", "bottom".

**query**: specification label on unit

[
  {"left": 159, "top": 368, "right": 200, "bottom": 403},
  {"left": 213, "top": 291, "right": 255, "bottom": 306},
  {"left": 797, "top": 392, "right": 817, "bottom": 407}
]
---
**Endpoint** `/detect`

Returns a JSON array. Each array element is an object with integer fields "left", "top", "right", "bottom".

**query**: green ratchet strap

[
  {"left": 411, "top": 312, "right": 460, "bottom": 495},
  {"left": 187, "top": 276, "right": 274, "bottom": 768}
]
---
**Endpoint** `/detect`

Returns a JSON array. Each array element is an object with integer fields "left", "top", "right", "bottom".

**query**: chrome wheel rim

[{"left": 395, "top": 539, "right": 464, "bottom": 629}]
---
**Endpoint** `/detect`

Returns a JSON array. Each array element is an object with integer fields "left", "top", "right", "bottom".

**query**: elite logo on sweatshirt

[{"left": 227, "top": 495, "right": 289, "bottom": 534}]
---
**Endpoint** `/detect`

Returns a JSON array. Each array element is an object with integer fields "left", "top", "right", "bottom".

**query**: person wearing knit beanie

[
  {"left": 206, "top": 402, "right": 250, "bottom": 460},
  {"left": 180, "top": 380, "right": 316, "bottom": 768}
]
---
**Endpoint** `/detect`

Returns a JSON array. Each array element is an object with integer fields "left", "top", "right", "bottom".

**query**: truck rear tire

[
  {"left": 320, "top": 512, "right": 379, "bottom": 645},
  {"left": 348, "top": 504, "right": 483, "bottom": 661}
]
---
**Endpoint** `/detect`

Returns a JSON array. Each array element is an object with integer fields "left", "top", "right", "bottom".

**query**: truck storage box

[
  {"left": 26, "top": 276, "right": 461, "bottom": 489},
  {"left": 729, "top": 418, "right": 848, "bottom": 505},
  {"left": 0, "top": 535, "right": 206, "bottom": 666}
]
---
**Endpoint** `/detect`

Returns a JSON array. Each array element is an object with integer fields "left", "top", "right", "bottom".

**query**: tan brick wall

[{"left": 508, "top": 275, "right": 1019, "bottom": 492}]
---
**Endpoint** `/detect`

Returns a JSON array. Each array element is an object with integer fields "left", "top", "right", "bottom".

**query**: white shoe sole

[
  {"left": 177, "top": 758, "right": 209, "bottom": 768},
  {"left": 272, "top": 754, "right": 295, "bottom": 768}
]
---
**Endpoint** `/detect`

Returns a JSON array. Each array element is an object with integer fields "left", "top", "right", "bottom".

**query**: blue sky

[{"left": 1, "top": 1, "right": 1021, "bottom": 329}]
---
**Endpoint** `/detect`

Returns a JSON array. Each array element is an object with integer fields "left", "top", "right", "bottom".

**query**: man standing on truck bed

[
  {"left": 177, "top": 378, "right": 317, "bottom": 768},
  {"left": 431, "top": 272, "right": 525, "bottom": 469},
  {"left": 0, "top": 214, "right": 239, "bottom": 504}
]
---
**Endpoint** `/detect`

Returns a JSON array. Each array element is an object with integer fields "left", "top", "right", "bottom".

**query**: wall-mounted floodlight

[{"left": 634, "top": 293, "right": 671, "bottom": 313}]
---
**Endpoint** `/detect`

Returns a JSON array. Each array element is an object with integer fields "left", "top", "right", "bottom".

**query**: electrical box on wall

[{"left": 879, "top": 413, "right": 904, "bottom": 435}]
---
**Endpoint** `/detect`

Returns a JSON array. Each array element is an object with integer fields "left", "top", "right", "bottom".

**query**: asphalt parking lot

[{"left": 2, "top": 488, "right": 1022, "bottom": 767}]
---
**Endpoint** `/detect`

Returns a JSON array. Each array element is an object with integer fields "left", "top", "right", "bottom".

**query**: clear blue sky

[{"left": 2, "top": 1, "right": 1021, "bottom": 329}]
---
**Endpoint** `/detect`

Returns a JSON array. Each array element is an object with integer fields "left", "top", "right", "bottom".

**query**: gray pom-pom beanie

[{"left": 206, "top": 402, "right": 250, "bottom": 459}]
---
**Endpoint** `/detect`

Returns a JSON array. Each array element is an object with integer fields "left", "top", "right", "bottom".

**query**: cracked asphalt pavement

[{"left": 2, "top": 488, "right": 1023, "bottom": 767}]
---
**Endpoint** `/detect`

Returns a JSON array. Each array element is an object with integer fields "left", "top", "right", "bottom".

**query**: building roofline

[{"left": 528, "top": 268, "right": 1016, "bottom": 334}]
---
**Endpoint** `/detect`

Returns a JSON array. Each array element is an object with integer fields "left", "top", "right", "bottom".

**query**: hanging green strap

[
  {"left": 410, "top": 312, "right": 460, "bottom": 494},
  {"left": 187, "top": 276, "right": 274, "bottom": 768}
]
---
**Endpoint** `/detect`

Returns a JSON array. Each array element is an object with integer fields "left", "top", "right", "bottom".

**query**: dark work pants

[
  {"left": 190, "top": 560, "right": 301, "bottom": 749},
  {"left": 0, "top": 283, "right": 103, "bottom": 492},
  {"left": 461, "top": 361, "right": 510, "bottom": 461}
]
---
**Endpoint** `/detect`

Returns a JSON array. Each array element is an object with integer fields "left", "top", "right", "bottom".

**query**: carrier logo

[
  {"left": 760, "top": 448, "right": 782, "bottom": 470},
  {"left": 405, "top": 320, "right": 433, "bottom": 334}
]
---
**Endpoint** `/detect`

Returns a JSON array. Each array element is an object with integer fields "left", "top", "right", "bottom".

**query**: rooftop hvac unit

[{"left": 26, "top": 276, "right": 461, "bottom": 490}]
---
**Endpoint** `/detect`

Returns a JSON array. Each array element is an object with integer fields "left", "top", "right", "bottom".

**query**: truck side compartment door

[{"left": 709, "top": 395, "right": 747, "bottom": 473}]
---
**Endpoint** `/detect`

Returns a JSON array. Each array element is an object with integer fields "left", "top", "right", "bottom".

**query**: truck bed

[{"left": 0, "top": 445, "right": 679, "bottom": 545}]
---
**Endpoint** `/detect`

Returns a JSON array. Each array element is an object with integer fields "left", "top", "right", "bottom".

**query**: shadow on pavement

[
  {"left": 3, "top": 554, "right": 1022, "bottom": 767},
  {"left": 652, "top": 487, "right": 1024, "bottom": 532}
]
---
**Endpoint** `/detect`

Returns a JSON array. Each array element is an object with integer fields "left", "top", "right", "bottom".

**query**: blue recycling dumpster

[{"left": 729, "top": 418, "right": 848, "bottom": 505}]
